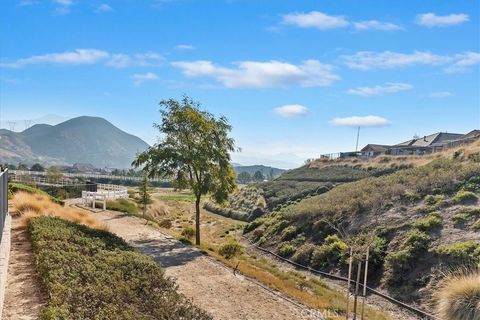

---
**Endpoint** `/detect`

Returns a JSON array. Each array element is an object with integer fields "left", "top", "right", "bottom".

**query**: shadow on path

[{"left": 131, "top": 238, "right": 203, "bottom": 268}]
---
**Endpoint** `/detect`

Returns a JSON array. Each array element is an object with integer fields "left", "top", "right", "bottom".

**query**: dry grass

[
  {"left": 11, "top": 191, "right": 106, "bottom": 230},
  {"left": 436, "top": 268, "right": 480, "bottom": 320}
]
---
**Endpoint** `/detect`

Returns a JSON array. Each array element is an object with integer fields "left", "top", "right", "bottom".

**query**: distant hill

[
  {"left": 0, "top": 116, "right": 149, "bottom": 168},
  {"left": 233, "top": 165, "right": 285, "bottom": 178}
]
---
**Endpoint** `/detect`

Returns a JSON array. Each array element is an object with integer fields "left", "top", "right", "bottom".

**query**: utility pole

[
  {"left": 361, "top": 247, "right": 370, "bottom": 320},
  {"left": 7, "top": 121, "right": 15, "bottom": 131},
  {"left": 24, "top": 119, "right": 32, "bottom": 130},
  {"left": 355, "top": 126, "right": 361, "bottom": 152},
  {"left": 346, "top": 248, "right": 353, "bottom": 320}
]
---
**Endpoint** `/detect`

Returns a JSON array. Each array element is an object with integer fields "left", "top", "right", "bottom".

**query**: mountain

[
  {"left": 0, "top": 116, "right": 149, "bottom": 168},
  {"left": 233, "top": 165, "right": 285, "bottom": 178}
]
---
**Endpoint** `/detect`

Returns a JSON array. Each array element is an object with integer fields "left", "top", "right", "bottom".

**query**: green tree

[
  {"left": 17, "top": 163, "right": 29, "bottom": 170},
  {"left": 133, "top": 96, "right": 237, "bottom": 245},
  {"left": 253, "top": 170, "right": 265, "bottom": 181},
  {"left": 47, "top": 166, "right": 63, "bottom": 182},
  {"left": 237, "top": 171, "right": 251, "bottom": 184},
  {"left": 139, "top": 174, "right": 151, "bottom": 220},
  {"left": 30, "top": 163, "right": 45, "bottom": 172}
]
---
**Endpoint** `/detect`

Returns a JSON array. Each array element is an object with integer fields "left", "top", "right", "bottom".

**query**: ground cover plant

[{"left": 28, "top": 216, "right": 212, "bottom": 320}]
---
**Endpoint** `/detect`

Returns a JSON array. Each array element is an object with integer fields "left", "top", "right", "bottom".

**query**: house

[
  {"left": 360, "top": 144, "right": 390, "bottom": 158},
  {"left": 358, "top": 130, "right": 479, "bottom": 158}
]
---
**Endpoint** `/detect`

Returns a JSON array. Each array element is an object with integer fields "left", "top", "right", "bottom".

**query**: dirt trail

[
  {"left": 81, "top": 206, "right": 310, "bottom": 320},
  {"left": 2, "top": 217, "right": 48, "bottom": 320}
]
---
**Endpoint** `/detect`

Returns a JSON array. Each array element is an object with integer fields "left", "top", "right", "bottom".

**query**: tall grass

[
  {"left": 11, "top": 191, "right": 106, "bottom": 230},
  {"left": 436, "top": 269, "right": 480, "bottom": 320}
]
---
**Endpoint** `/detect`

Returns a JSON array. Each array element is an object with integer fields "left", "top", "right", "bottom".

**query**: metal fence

[{"left": 0, "top": 169, "right": 8, "bottom": 243}]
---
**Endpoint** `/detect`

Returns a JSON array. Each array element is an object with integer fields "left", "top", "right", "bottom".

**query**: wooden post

[
  {"left": 361, "top": 247, "right": 370, "bottom": 320},
  {"left": 353, "top": 261, "right": 362, "bottom": 320},
  {"left": 346, "top": 248, "right": 353, "bottom": 320}
]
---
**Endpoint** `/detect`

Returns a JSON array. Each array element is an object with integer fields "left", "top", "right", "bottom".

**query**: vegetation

[
  {"left": 413, "top": 212, "right": 443, "bottom": 231},
  {"left": 8, "top": 182, "right": 62, "bottom": 203},
  {"left": 11, "top": 191, "right": 105, "bottom": 230},
  {"left": 28, "top": 216, "right": 211, "bottom": 319},
  {"left": 452, "top": 190, "right": 479, "bottom": 204},
  {"left": 134, "top": 96, "right": 237, "bottom": 245},
  {"left": 436, "top": 269, "right": 480, "bottom": 320},
  {"left": 97, "top": 198, "right": 139, "bottom": 215},
  {"left": 383, "top": 230, "right": 431, "bottom": 287},
  {"left": 204, "top": 187, "right": 266, "bottom": 221},
  {"left": 218, "top": 239, "right": 243, "bottom": 258},
  {"left": 432, "top": 242, "right": 480, "bottom": 264}
]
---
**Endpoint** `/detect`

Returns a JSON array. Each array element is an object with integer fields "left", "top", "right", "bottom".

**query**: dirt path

[
  {"left": 84, "top": 207, "right": 310, "bottom": 320},
  {"left": 2, "top": 218, "right": 48, "bottom": 320}
]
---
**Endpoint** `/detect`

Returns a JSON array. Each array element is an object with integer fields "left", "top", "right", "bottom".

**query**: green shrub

[
  {"left": 291, "top": 244, "right": 315, "bottom": 265},
  {"left": 181, "top": 227, "right": 195, "bottom": 239},
  {"left": 9, "top": 182, "right": 63, "bottom": 204},
  {"left": 243, "top": 218, "right": 265, "bottom": 233},
  {"left": 413, "top": 212, "right": 443, "bottom": 231},
  {"left": 281, "top": 226, "right": 297, "bottom": 240},
  {"left": 472, "top": 219, "right": 480, "bottom": 231},
  {"left": 218, "top": 240, "right": 243, "bottom": 259},
  {"left": 28, "top": 216, "right": 211, "bottom": 320},
  {"left": 383, "top": 230, "right": 431, "bottom": 286},
  {"left": 424, "top": 194, "right": 445, "bottom": 206},
  {"left": 432, "top": 242, "right": 480, "bottom": 263},
  {"left": 277, "top": 243, "right": 296, "bottom": 257},
  {"left": 452, "top": 213, "right": 470, "bottom": 224},
  {"left": 310, "top": 235, "right": 348, "bottom": 270},
  {"left": 100, "top": 199, "right": 139, "bottom": 215},
  {"left": 452, "top": 190, "right": 479, "bottom": 204},
  {"left": 460, "top": 176, "right": 480, "bottom": 192}
]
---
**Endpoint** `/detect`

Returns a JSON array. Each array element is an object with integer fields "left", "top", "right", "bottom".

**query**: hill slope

[
  {"left": 242, "top": 140, "right": 480, "bottom": 312},
  {"left": 0, "top": 116, "right": 149, "bottom": 168}
]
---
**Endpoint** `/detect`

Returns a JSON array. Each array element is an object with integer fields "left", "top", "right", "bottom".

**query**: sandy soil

[
  {"left": 2, "top": 217, "right": 48, "bottom": 320},
  {"left": 86, "top": 207, "right": 311, "bottom": 320}
]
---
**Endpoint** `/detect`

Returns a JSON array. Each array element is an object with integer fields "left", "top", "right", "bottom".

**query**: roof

[
  {"left": 361, "top": 144, "right": 390, "bottom": 152},
  {"left": 395, "top": 132, "right": 463, "bottom": 147},
  {"left": 462, "top": 129, "right": 480, "bottom": 140}
]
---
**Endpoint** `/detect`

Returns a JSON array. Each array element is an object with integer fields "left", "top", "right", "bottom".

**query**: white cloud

[
  {"left": 416, "top": 13, "right": 469, "bottom": 27},
  {"left": 353, "top": 20, "right": 403, "bottom": 31},
  {"left": 282, "top": 11, "right": 349, "bottom": 30},
  {"left": 274, "top": 104, "right": 308, "bottom": 118},
  {"left": 172, "top": 59, "right": 339, "bottom": 88},
  {"left": 52, "top": 0, "right": 73, "bottom": 15},
  {"left": 1, "top": 49, "right": 164, "bottom": 69},
  {"left": 95, "top": 3, "right": 112, "bottom": 13},
  {"left": 444, "top": 51, "right": 480, "bottom": 73},
  {"left": 132, "top": 72, "right": 158, "bottom": 86},
  {"left": 347, "top": 82, "right": 412, "bottom": 97},
  {"left": 429, "top": 91, "right": 452, "bottom": 98},
  {"left": 175, "top": 44, "right": 195, "bottom": 50},
  {"left": 330, "top": 115, "right": 391, "bottom": 127},
  {"left": 0, "top": 49, "right": 109, "bottom": 68},
  {"left": 342, "top": 50, "right": 453, "bottom": 70}
]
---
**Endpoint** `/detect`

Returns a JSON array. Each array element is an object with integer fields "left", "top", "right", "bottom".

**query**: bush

[
  {"left": 9, "top": 182, "right": 63, "bottom": 204},
  {"left": 413, "top": 212, "right": 443, "bottom": 231},
  {"left": 291, "top": 244, "right": 315, "bottom": 265},
  {"left": 218, "top": 240, "right": 243, "bottom": 259},
  {"left": 277, "top": 243, "right": 296, "bottom": 257},
  {"left": 101, "top": 199, "right": 139, "bottom": 215},
  {"left": 28, "top": 216, "right": 211, "bottom": 320},
  {"left": 243, "top": 218, "right": 265, "bottom": 233},
  {"left": 310, "top": 235, "right": 348, "bottom": 270},
  {"left": 424, "top": 194, "right": 445, "bottom": 206},
  {"left": 432, "top": 242, "right": 480, "bottom": 263},
  {"left": 383, "top": 230, "right": 431, "bottom": 286},
  {"left": 158, "top": 219, "right": 172, "bottom": 229},
  {"left": 436, "top": 270, "right": 480, "bottom": 320},
  {"left": 181, "top": 227, "right": 195, "bottom": 239},
  {"left": 452, "top": 190, "right": 479, "bottom": 204},
  {"left": 281, "top": 226, "right": 297, "bottom": 241},
  {"left": 472, "top": 219, "right": 480, "bottom": 231}
]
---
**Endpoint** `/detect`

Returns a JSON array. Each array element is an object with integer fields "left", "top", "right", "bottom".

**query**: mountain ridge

[{"left": 0, "top": 116, "right": 150, "bottom": 168}]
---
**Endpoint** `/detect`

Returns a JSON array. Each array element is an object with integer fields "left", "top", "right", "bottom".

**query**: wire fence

[
  {"left": 0, "top": 169, "right": 8, "bottom": 243},
  {"left": 243, "top": 236, "right": 437, "bottom": 320}
]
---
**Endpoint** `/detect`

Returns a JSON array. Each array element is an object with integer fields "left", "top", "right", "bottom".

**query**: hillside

[
  {"left": 0, "top": 116, "right": 149, "bottom": 168},
  {"left": 241, "top": 139, "right": 480, "bottom": 312}
]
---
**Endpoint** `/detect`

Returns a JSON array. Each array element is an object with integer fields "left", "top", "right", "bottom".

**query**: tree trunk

[{"left": 195, "top": 196, "right": 201, "bottom": 245}]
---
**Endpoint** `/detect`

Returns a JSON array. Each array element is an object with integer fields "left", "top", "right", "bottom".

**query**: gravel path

[
  {"left": 2, "top": 218, "right": 48, "bottom": 320},
  {"left": 88, "top": 207, "right": 312, "bottom": 320}
]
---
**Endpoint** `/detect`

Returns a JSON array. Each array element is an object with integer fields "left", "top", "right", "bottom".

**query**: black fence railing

[{"left": 0, "top": 169, "right": 8, "bottom": 243}]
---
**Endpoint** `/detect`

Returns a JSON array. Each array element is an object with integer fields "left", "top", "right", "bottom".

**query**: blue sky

[{"left": 1, "top": 0, "right": 479, "bottom": 168}]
